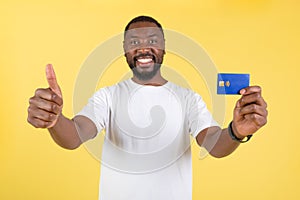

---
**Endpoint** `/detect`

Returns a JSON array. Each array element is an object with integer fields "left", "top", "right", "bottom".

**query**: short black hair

[{"left": 124, "top": 15, "right": 164, "bottom": 37}]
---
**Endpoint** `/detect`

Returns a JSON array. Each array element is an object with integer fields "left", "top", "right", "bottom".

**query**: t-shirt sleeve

[
  {"left": 188, "top": 92, "right": 220, "bottom": 138},
  {"left": 76, "top": 88, "right": 109, "bottom": 134}
]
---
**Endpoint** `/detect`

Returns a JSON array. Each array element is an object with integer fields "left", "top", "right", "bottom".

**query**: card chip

[{"left": 219, "top": 81, "right": 224, "bottom": 87}]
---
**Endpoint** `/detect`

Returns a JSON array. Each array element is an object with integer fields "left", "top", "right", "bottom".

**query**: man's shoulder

[
  {"left": 93, "top": 79, "right": 132, "bottom": 95},
  {"left": 167, "top": 82, "right": 206, "bottom": 103},
  {"left": 167, "top": 81, "right": 195, "bottom": 95}
]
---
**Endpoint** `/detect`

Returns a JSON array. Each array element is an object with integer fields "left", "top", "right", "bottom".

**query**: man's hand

[
  {"left": 27, "top": 64, "right": 63, "bottom": 128},
  {"left": 232, "top": 86, "right": 268, "bottom": 138}
]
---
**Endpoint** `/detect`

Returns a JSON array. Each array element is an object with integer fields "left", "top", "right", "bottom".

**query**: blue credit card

[{"left": 217, "top": 73, "right": 250, "bottom": 95}]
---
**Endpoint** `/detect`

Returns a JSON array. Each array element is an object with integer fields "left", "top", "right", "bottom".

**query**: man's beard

[{"left": 130, "top": 63, "right": 161, "bottom": 81}]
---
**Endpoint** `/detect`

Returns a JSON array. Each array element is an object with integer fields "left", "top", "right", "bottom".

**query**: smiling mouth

[
  {"left": 137, "top": 58, "right": 153, "bottom": 64},
  {"left": 134, "top": 54, "right": 156, "bottom": 67}
]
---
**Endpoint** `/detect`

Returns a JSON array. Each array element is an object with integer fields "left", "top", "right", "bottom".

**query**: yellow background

[{"left": 1, "top": 0, "right": 299, "bottom": 199}]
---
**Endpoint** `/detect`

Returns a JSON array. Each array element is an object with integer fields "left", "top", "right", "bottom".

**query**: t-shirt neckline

[{"left": 129, "top": 78, "right": 170, "bottom": 88}]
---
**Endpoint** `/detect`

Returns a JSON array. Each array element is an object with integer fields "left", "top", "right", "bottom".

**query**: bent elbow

[
  {"left": 58, "top": 140, "right": 82, "bottom": 150},
  {"left": 209, "top": 151, "right": 231, "bottom": 158}
]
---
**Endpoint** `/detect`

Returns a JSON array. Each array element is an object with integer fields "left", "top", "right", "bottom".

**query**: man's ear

[
  {"left": 123, "top": 41, "right": 126, "bottom": 56},
  {"left": 163, "top": 39, "right": 166, "bottom": 54}
]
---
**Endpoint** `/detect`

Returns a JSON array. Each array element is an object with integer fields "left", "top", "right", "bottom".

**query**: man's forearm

[
  {"left": 48, "top": 114, "right": 82, "bottom": 150},
  {"left": 209, "top": 128, "right": 242, "bottom": 158},
  {"left": 199, "top": 127, "right": 242, "bottom": 158}
]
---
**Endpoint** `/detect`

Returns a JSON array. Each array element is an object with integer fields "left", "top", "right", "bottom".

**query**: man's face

[{"left": 123, "top": 21, "right": 165, "bottom": 81}]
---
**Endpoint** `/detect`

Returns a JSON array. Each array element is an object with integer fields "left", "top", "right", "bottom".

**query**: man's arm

[
  {"left": 196, "top": 86, "right": 268, "bottom": 158},
  {"left": 47, "top": 115, "right": 97, "bottom": 150},
  {"left": 27, "top": 64, "right": 97, "bottom": 149}
]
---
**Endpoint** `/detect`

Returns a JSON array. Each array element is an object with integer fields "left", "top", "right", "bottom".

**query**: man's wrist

[
  {"left": 228, "top": 121, "right": 253, "bottom": 143},
  {"left": 231, "top": 122, "right": 245, "bottom": 140},
  {"left": 48, "top": 113, "right": 63, "bottom": 129}
]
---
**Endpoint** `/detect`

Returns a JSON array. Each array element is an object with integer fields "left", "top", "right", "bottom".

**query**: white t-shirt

[{"left": 77, "top": 79, "right": 219, "bottom": 200}]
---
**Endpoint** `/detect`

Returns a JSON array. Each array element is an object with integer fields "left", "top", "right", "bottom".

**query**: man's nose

[{"left": 136, "top": 46, "right": 151, "bottom": 54}]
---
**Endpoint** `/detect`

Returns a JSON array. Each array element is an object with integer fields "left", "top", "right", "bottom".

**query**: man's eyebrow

[
  {"left": 126, "top": 33, "right": 161, "bottom": 39},
  {"left": 148, "top": 34, "right": 159, "bottom": 37},
  {"left": 128, "top": 35, "right": 139, "bottom": 38}
]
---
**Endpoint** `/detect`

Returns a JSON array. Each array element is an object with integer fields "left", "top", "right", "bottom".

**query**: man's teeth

[{"left": 137, "top": 58, "right": 152, "bottom": 63}]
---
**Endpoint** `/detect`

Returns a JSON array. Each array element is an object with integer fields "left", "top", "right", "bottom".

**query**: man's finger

[
  {"left": 240, "top": 86, "right": 262, "bottom": 95},
  {"left": 27, "top": 113, "right": 52, "bottom": 129},
  {"left": 34, "top": 88, "right": 63, "bottom": 106},
  {"left": 46, "top": 64, "right": 62, "bottom": 97},
  {"left": 29, "top": 97, "right": 62, "bottom": 115},
  {"left": 244, "top": 113, "right": 267, "bottom": 127},
  {"left": 238, "top": 104, "right": 268, "bottom": 117},
  {"left": 31, "top": 108, "right": 58, "bottom": 122},
  {"left": 238, "top": 92, "right": 266, "bottom": 107}
]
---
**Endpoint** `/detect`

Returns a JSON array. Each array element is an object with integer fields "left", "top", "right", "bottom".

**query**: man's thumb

[{"left": 46, "top": 64, "right": 62, "bottom": 97}]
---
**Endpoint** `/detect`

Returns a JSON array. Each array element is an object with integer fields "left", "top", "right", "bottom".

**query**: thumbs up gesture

[{"left": 27, "top": 64, "right": 63, "bottom": 128}]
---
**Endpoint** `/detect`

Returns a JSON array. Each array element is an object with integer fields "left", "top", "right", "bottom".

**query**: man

[{"left": 27, "top": 16, "right": 268, "bottom": 200}]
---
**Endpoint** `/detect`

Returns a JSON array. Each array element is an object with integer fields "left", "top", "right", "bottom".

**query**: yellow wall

[{"left": 1, "top": 0, "right": 299, "bottom": 199}]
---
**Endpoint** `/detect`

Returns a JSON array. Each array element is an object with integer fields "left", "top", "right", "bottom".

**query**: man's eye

[
  {"left": 130, "top": 40, "right": 139, "bottom": 45},
  {"left": 149, "top": 39, "right": 157, "bottom": 44}
]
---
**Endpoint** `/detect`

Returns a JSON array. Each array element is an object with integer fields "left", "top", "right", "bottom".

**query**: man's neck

[{"left": 131, "top": 73, "right": 167, "bottom": 86}]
